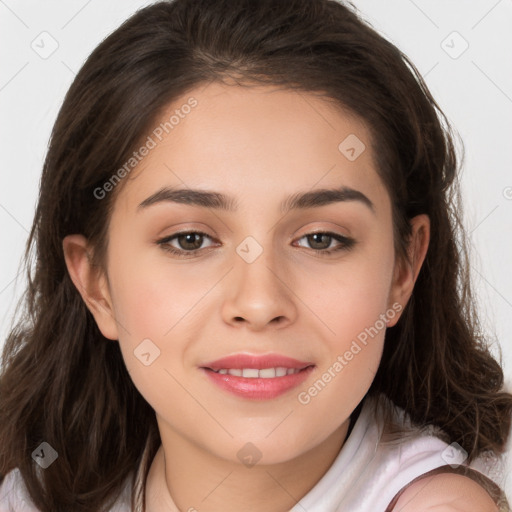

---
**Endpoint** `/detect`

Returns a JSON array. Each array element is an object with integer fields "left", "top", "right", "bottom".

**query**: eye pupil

[
  {"left": 179, "top": 233, "right": 203, "bottom": 250},
  {"left": 309, "top": 233, "right": 330, "bottom": 249}
]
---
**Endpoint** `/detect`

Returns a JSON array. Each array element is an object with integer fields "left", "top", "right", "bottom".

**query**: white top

[{"left": 1, "top": 395, "right": 508, "bottom": 511}]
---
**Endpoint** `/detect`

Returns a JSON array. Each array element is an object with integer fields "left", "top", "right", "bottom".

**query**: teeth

[
  {"left": 259, "top": 368, "right": 277, "bottom": 378},
  {"left": 276, "top": 367, "right": 288, "bottom": 377},
  {"left": 213, "top": 367, "right": 303, "bottom": 378},
  {"left": 242, "top": 368, "right": 259, "bottom": 378}
]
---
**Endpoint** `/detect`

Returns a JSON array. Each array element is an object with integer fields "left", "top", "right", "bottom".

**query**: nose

[{"left": 220, "top": 245, "right": 298, "bottom": 331}]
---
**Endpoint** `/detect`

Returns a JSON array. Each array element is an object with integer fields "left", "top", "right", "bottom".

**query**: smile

[
  {"left": 201, "top": 365, "right": 315, "bottom": 400},
  {"left": 211, "top": 367, "right": 303, "bottom": 378}
]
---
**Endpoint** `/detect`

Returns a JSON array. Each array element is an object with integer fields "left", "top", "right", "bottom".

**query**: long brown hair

[{"left": 1, "top": 0, "right": 511, "bottom": 510}]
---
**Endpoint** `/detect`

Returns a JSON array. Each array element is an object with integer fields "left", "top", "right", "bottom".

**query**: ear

[
  {"left": 62, "top": 234, "right": 119, "bottom": 340},
  {"left": 387, "top": 214, "right": 430, "bottom": 327}
]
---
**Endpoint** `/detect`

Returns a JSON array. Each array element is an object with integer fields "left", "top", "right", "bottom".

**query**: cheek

[
  {"left": 314, "top": 239, "right": 395, "bottom": 340},
  {"left": 294, "top": 264, "right": 394, "bottom": 447},
  {"left": 108, "top": 240, "right": 210, "bottom": 338},
  {"left": 303, "top": 232, "right": 395, "bottom": 395},
  {"left": 106, "top": 244, "right": 223, "bottom": 395},
  {"left": 108, "top": 266, "right": 195, "bottom": 412}
]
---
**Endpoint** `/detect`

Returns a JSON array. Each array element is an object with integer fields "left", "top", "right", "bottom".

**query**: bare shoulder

[{"left": 391, "top": 472, "right": 499, "bottom": 512}]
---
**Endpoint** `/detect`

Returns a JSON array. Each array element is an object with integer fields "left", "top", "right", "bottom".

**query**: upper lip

[{"left": 201, "top": 353, "right": 315, "bottom": 371}]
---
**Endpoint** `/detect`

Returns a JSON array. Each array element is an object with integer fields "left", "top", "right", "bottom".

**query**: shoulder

[
  {"left": 391, "top": 472, "right": 499, "bottom": 512},
  {"left": 0, "top": 468, "right": 41, "bottom": 511},
  {"left": 370, "top": 397, "right": 507, "bottom": 511}
]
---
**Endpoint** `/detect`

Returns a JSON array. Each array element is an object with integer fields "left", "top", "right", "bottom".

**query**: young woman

[{"left": 1, "top": 0, "right": 511, "bottom": 510}]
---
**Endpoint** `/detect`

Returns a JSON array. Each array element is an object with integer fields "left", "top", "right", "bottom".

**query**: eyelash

[{"left": 156, "top": 230, "right": 356, "bottom": 258}]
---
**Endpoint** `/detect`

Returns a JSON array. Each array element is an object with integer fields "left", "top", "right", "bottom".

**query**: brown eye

[
  {"left": 295, "top": 232, "right": 356, "bottom": 256},
  {"left": 156, "top": 231, "right": 216, "bottom": 257},
  {"left": 175, "top": 233, "right": 205, "bottom": 251},
  {"left": 306, "top": 233, "right": 333, "bottom": 250}
]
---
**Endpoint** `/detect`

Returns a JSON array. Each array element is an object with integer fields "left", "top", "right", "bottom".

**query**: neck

[{"left": 145, "top": 419, "right": 350, "bottom": 512}]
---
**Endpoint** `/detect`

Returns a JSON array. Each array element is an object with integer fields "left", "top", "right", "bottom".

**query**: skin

[
  {"left": 393, "top": 473, "right": 498, "bottom": 511},
  {"left": 63, "top": 82, "right": 432, "bottom": 511}
]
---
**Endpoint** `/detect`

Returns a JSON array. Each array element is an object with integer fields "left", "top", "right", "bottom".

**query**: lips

[
  {"left": 201, "top": 353, "right": 314, "bottom": 372},
  {"left": 199, "top": 353, "right": 316, "bottom": 400}
]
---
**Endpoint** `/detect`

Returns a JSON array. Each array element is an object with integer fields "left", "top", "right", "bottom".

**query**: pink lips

[
  {"left": 200, "top": 353, "right": 315, "bottom": 400},
  {"left": 202, "top": 353, "right": 314, "bottom": 371}
]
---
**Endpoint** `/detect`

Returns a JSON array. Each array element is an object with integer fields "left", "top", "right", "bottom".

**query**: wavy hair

[{"left": 1, "top": 0, "right": 511, "bottom": 510}]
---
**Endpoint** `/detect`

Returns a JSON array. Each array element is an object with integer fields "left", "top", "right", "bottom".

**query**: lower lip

[{"left": 201, "top": 366, "right": 315, "bottom": 400}]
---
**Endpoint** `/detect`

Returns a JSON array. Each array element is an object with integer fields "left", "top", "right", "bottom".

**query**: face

[{"left": 68, "top": 82, "right": 421, "bottom": 466}]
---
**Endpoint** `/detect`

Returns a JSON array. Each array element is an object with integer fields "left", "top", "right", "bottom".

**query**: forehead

[{"left": 113, "top": 82, "right": 388, "bottom": 216}]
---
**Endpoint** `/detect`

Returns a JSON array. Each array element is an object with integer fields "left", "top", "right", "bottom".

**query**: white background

[{"left": 1, "top": 0, "right": 511, "bottom": 503}]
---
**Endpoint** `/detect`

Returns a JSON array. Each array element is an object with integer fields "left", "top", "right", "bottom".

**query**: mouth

[
  {"left": 204, "top": 366, "right": 313, "bottom": 378},
  {"left": 201, "top": 352, "right": 314, "bottom": 372},
  {"left": 199, "top": 355, "right": 316, "bottom": 400}
]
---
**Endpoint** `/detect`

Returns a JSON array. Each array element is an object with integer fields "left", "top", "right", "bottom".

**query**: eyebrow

[{"left": 137, "top": 185, "right": 375, "bottom": 215}]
